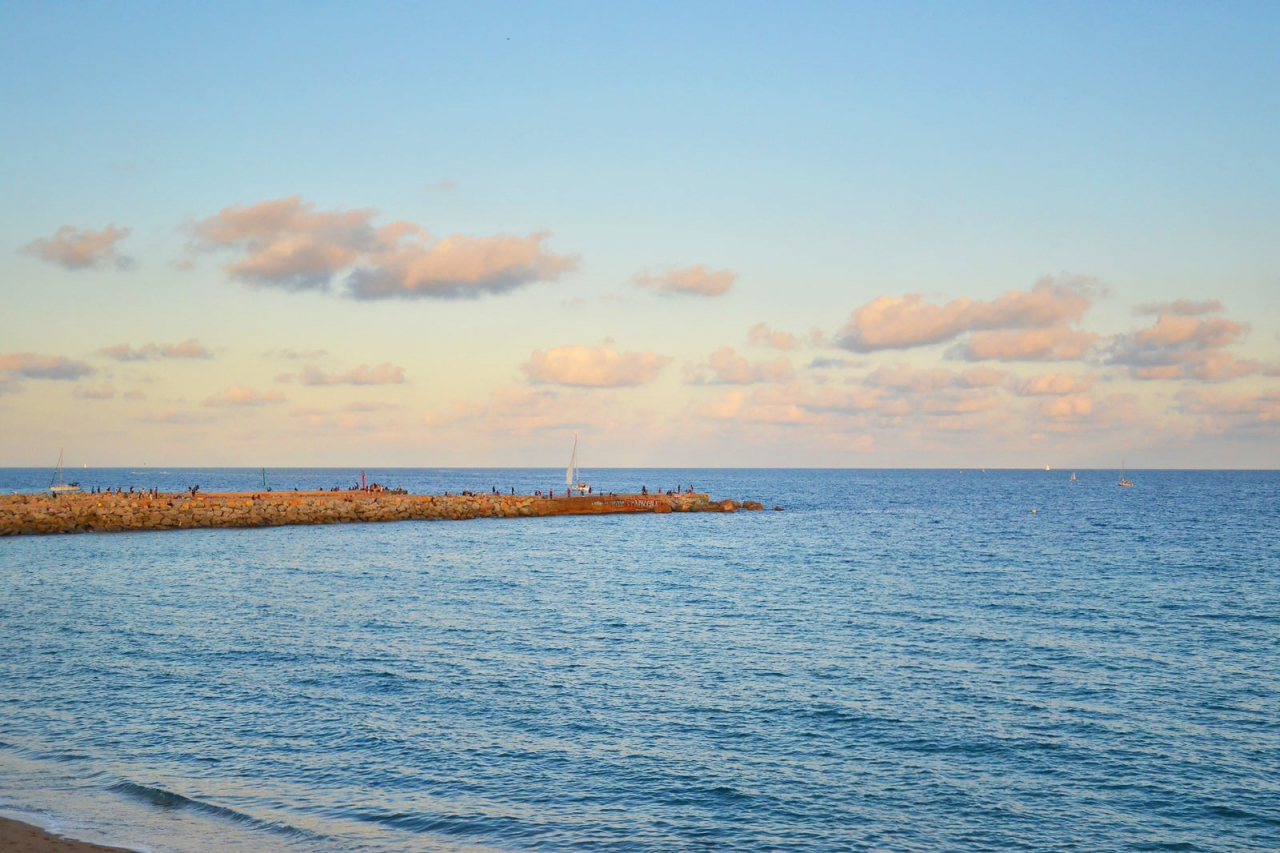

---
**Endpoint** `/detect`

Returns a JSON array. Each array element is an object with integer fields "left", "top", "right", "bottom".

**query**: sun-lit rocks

[{"left": 0, "top": 489, "right": 767, "bottom": 536}]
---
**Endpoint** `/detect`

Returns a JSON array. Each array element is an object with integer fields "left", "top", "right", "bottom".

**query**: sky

[{"left": 2, "top": 1, "right": 1278, "bottom": 468}]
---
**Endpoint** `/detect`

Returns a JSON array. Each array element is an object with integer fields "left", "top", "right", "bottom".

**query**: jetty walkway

[{"left": 0, "top": 490, "right": 766, "bottom": 536}]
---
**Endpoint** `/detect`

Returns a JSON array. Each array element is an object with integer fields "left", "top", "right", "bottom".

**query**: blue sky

[{"left": 2, "top": 2, "right": 1278, "bottom": 467}]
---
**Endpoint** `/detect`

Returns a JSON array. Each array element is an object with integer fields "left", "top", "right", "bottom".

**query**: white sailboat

[
  {"left": 566, "top": 436, "right": 590, "bottom": 495},
  {"left": 1070, "top": 472, "right": 1078, "bottom": 483},
  {"left": 49, "top": 449, "right": 82, "bottom": 494},
  {"left": 1118, "top": 461, "right": 1133, "bottom": 487}
]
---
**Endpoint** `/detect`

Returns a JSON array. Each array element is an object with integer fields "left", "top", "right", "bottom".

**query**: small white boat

[
  {"left": 1119, "top": 461, "right": 1133, "bottom": 487},
  {"left": 566, "top": 435, "right": 590, "bottom": 495},
  {"left": 1070, "top": 472, "right": 1078, "bottom": 483},
  {"left": 49, "top": 449, "right": 82, "bottom": 494}
]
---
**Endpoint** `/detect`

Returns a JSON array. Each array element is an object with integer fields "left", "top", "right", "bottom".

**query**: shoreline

[
  {"left": 0, "top": 816, "right": 134, "bottom": 853},
  {"left": 1, "top": 489, "right": 767, "bottom": 536}
]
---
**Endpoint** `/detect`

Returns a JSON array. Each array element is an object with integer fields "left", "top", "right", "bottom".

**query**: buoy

[{"left": 1032, "top": 508, "right": 1037, "bottom": 514}]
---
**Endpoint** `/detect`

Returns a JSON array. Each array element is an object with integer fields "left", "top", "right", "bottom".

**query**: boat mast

[{"left": 567, "top": 436, "right": 577, "bottom": 487}]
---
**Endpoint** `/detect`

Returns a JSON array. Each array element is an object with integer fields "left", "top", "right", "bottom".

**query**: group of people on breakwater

[
  {"left": 77, "top": 486, "right": 164, "bottom": 498},
  {"left": 641, "top": 485, "right": 698, "bottom": 496},
  {"left": 39, "top": 482, "right": 702, "bottom": 501}
]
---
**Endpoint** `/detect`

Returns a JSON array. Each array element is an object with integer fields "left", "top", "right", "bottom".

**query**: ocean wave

[{"left": 107, "top": 781, "right": 322, "bottom": 841}]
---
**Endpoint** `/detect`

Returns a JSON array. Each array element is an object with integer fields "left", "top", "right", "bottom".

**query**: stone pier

[{"left": 0, "top": 490, "right": 766, "bottom": 536}]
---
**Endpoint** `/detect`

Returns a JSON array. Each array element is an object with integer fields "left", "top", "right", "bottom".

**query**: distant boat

[
  {"left": 1119, "top": 461, "right": 1134, "bottom": 488},
  {"left": 49, "top": 449, "right": 82, "bottom": 494},
  {"left": 1045, "top": 464, "right": 1051, "bottom": 471},
  {"left": 566, "top": 436, "right": 590, "bottom": 495},
  {"left": 1070, "top": 472, "right": 1078, "bottom": 483}
]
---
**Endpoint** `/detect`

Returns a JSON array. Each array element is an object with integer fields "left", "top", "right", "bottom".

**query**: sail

[{"left": 566, "top": 436, "right": 577, "bottom": 486}]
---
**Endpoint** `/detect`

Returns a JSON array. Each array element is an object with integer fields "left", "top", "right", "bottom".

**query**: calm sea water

[{"left": 1, "top": 469, "right": 1278, "bottom": 852}]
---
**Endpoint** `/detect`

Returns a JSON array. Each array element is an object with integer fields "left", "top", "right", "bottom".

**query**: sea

[{"left": 1, "top": 468, "right": 1277, "bottom": 852}]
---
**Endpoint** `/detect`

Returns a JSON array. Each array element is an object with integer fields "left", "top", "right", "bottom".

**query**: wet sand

[{"left": 0, "top": 817, "right": 132, "bottom": 852}]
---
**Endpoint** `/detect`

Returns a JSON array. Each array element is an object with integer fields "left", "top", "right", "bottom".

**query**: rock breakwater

[{"left": 0, "top": 490, "right": 766, "bottom": 536}]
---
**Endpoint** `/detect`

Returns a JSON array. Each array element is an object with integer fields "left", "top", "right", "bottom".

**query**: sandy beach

[{"left": 0, "top": 817, "right": 132, "bottom": 853}]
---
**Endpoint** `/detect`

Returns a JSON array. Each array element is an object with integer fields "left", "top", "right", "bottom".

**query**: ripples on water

[{"left": 1, "top": 469, "right": 1278, "bottom": 851}]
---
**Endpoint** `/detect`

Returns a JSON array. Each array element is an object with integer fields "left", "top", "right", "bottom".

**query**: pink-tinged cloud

[
  {"left": 747, "top": 323, "right": 826, "bottom": 350},
  {"left": 0, "top": 353, "right": 95, "bottom": 380},
  {"left": 350, "top": 230, "right": 578, "bottom": 300},
  {"left": 1135, "top": 299, "right": 1223, "bottom": 316},
  {"left": 634, "top": 265, "right": 735, "bottom": 297},
  {"left": 747, "top": 323, "right": 797, "bottom": 350},
  {"left": 700, "top": 377, "right": 1008, "bottom": 427},
  {"left": 1012, "top": 373, "right": 1095, "bottom": 397},
  {"left": 300, "top": 363, "right": 406, "bottom": 386},
  {"left": 686, "top": 347, "right": 792, "bottom": 385},
  {"left": 864, "top": 364, "right": 955, "bottom": 393},
  {"left": 957, "top": 327, "right": 1099, "bottom": 362},
  {"left": 341, "top": 401, "right": 398, "bottom": 412},
  {"left": 1038, "top": 394, "right": 1095, "bottom": 420},
  {"left": 523, "top": 345, "right": 671, "bottom": 388},
  {"left": 191, "top": 196, "right": 577, "bottom": 299},
  {"left": 98, "top": 339, "right": 214, "bottom": 362},
  {"left": 289, "top": 407, "right": 380, "bottom": 433},
  {"left": 423, "top": 178, "right": 457, "bottom": 193},
  {"left": 201, "top": 386, "right": 286, "bottom": 406},
  {"left": 1108, "top": 314, "right": 1261, "bottom": 381},
  {"left": 955, "top": 367, "right": 1010, "bottom": 388},
  {"left": 919, "top": 388, "right": 1001, "bottom": 416},
  {"left": 75, "top": 383, "right": 117, "bottom": 400},
  {"left": 1130, "top": 315, "right": 1245, "bottom": 349},
  {"left": 21, "top": 225, "right": 134, "bottom": 271},
  {"left": 838, "top": 276, "right": 1094, "bottom": 352},
  {"left": 1177, "top": 389, "right": 1280, "bottom": 424},
  {"left": 153, "top": 408, "right": 213, "bottom": 425},
  {"left": 1129, "top": 353, "right": 1263, "bottom": 382},
  {"left": 700, "top": 388, "right": 822, "bottom": 425},
  {"left": 443, "top": 386, "right": 611, "bottom": 435},
  {"left": 262, "top": 348, "right": 328, "bottom": 359},
  {"left": 862, "top": 364, "right": 1009, "bottom": 393},
  {"left": 1021, "top": 391, "right": 1139, "bottom": 434}
]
